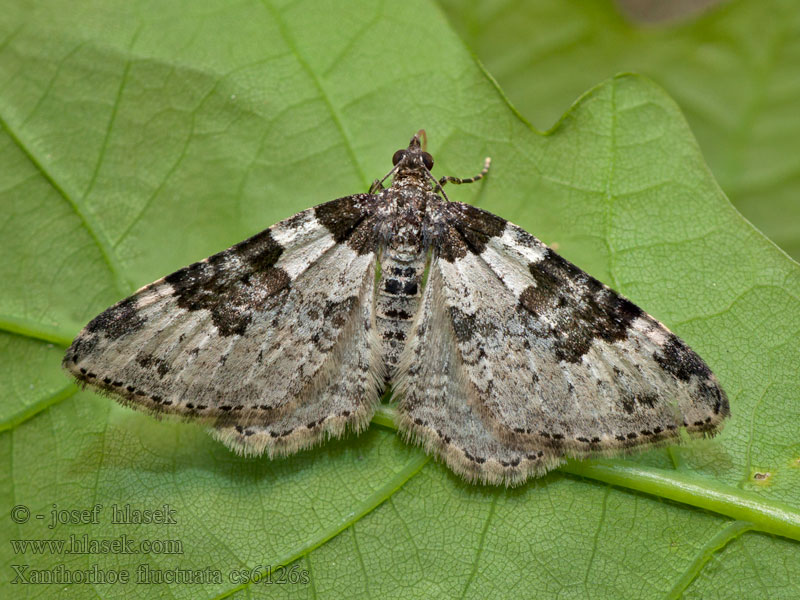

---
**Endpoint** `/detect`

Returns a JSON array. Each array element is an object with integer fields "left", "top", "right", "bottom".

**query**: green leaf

[
  {"left": 440, "top": 0, "right": 800, "bottom": 260},
  {"left": 1, "top": 1, "right": 798, "bottom": 598}
]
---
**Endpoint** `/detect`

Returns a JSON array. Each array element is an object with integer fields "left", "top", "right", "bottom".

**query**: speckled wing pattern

[
  {"left": 396, "top": 202, "right": 728, "bottom": 484},
  {"left": 64, "top": 195, "right": 384, "bottom": 458},
  {"left": 64, "top": 132, "right": 729, "bottom": 486}
]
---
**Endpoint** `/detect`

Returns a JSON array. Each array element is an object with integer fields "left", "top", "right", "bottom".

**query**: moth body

[{"left": 64, "top": 131, "right": 729, "bottom": 486}]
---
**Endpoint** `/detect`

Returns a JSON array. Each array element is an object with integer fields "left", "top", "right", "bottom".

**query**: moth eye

[
  {"left": 422, "top": 152, "right": 434, "bottom": 170},
  {"left": 392, "top": 150, "right": 406, "bottom": 166}
]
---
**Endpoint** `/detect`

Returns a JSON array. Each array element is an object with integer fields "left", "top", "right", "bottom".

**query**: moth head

[{"left": 392, "top": 129, "right": 435, "bottom": 174}]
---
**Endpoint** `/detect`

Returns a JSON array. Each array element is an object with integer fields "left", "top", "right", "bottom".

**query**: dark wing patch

[
  {"left": 163, "top": 229, "right": 290, "bottom": 337},
  {"left": 518, "top": 248, "right": 643, "bottom": 363},
  {"left": 437, "top": 202, "right": 507, "bottom": 261},
  {"left": 315, "top": 193, "right": 374, "bottom": 252}
]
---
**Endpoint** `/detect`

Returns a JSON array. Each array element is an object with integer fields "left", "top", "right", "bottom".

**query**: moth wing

[
  {"left": 428, "top": 202, "right": 727, "bottom": 464},
  {"left": 395, "top": 265, "right": 562, "bottom": 485},
  {"left": 212, "top": 266, "right": 381, "bottom": 457},
  {"left": 64, "top": 195, "right": 383, "bottom": 455}
]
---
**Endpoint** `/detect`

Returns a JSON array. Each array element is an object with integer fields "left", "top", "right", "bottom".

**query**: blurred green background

[{"left": 439, "top": 0, "right": 800, "bottom": 260}]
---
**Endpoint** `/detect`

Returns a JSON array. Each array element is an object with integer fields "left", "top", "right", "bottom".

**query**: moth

[{"left": 64, "top": 130, "right": 729, "bottom": 485}]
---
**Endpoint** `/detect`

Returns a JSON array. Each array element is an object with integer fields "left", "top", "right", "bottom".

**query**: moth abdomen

[{"left": 376, "top": 244, "right": 426, "bottom": 375}]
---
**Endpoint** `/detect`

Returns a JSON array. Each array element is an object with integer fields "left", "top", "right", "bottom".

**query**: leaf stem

[
  {"left": 562, "top": 460, "right": 800, "bottom": 541},
  {"left": 371, "top": 404, "right": 398, "bottom": 430}
]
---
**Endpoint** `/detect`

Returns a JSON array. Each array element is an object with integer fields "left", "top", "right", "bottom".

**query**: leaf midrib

[{"left": 562, "top": 460, "right": 800, "bottom": 541}]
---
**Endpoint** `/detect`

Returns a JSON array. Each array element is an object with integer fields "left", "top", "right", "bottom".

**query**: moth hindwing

[{"left": 64, "top": 130, "right": 729, "bottom": 486}]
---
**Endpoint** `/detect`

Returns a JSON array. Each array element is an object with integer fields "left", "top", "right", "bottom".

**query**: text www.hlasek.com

[{"left": 11, "top": 534, "right": 183, "bottom": 555}]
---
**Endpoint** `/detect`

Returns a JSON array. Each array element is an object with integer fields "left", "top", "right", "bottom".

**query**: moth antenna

[{"left": 416, "top": 129, "right": 428, "bottom": 151}]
